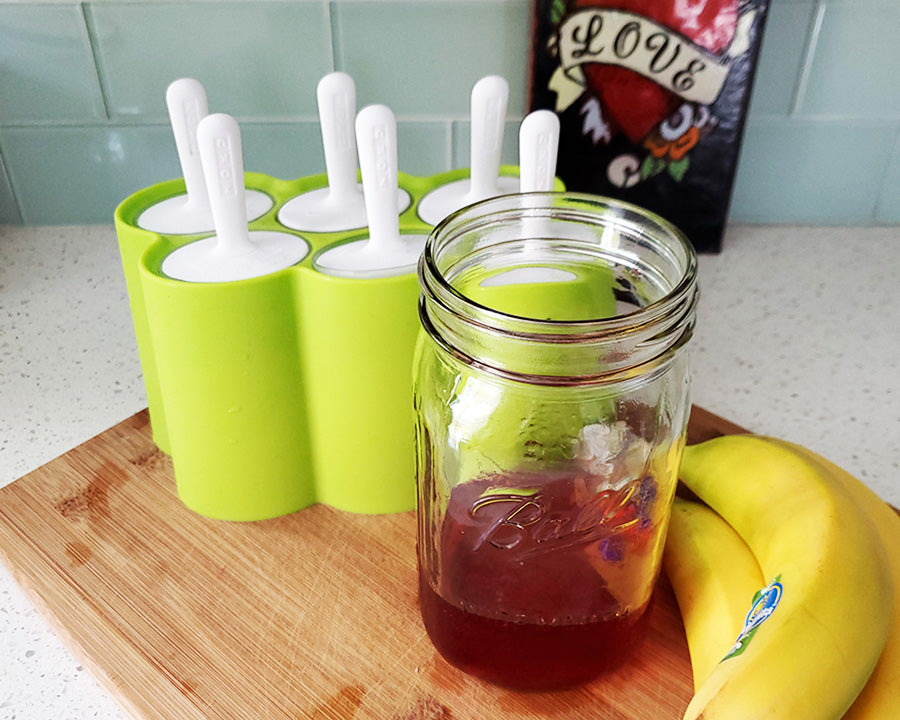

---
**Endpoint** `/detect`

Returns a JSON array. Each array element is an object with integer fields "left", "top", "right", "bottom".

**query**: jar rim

[{"left": 419, "top": 191, "right": 698, "bottom": 342}]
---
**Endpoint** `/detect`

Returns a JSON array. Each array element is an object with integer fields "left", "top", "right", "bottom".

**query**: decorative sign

[{"left": 530, "top": 0, "right": 770, "bottom": 253}]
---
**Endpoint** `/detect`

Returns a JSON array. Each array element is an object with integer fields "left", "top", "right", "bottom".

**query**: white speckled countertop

[{"left": 1, "top": 223, "right": 898, "bottom": 718}]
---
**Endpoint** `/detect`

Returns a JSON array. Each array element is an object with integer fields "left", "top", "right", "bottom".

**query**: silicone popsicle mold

[
  {"left": 141, "top": 237, "right": 315, "bottom": 520},
  {"left": 115, "top": 166, "right": 563, "bottom": 520}
]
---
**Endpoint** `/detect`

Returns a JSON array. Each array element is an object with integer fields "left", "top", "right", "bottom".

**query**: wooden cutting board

[{"left": 0, "top": 407, "right": 748, "bottom": 719}]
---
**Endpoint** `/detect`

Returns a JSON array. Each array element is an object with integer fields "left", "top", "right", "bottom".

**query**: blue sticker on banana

[{"left": 723, "top": 576, "right": 783, "bottom": 661}]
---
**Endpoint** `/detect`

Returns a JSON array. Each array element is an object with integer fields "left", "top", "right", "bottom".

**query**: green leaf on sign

[
  {"left": 641, "top": 155, "right": 666, "bottom": 180},
  {"left": 551, "top": 0, "right": 566, "bottom": 23},
  {"left": 668, "top": 157, "right": 690, "bottom": 182}
]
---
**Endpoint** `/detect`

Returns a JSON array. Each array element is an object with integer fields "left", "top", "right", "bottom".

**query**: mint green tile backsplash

[
  {"left": 238, "top": 121, "right": 327, "bottom": 180},
  {"left": 333, "top": 0, "right": 530, "bottom": 116},
  {"left": 799, "top": 1, "right": 900, "bottom": 117},
  {"left": 877, "top": 140, "right": 900, "bottom": 224},
  {"left": 1, "top": 125, "right": 178, "bottom": 225},
  {"left": 730, "top": 118, "right": 898, "bottom": 224},
  {"left": 745, "top": 2, "right": 816, "bottom": 116},
  {"left": 397, "top": 122, "right": 452, "bottom": 175},
  {"left": 87, "top": 1, "right": 332, "bottom": 121},
  {"left": 1, "top": 0, "right": 899, "bottom": 228},
  {"left": 0, "top": 4, "right": 105, "bottom": 123}
]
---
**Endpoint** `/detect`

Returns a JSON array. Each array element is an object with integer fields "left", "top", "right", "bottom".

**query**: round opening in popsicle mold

[
  {"left": 136, "top": 78, "right": 274, "bottom": 235},
  {"left": 418, "top": 75, "right": 520, "bottom": 226},
  {"left": 162, "top": 230, "right": 311, "bottom": 283},
  {"left": 314, "top": 232, "right": 427, "bottom": 279},
  {"left": 278, "top": 185, "right": 411, "bottom": 233}
]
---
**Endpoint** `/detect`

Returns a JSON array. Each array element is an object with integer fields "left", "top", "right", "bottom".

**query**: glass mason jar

[{"left": 413, "top": 193, "right": 699, "bottom": 691}]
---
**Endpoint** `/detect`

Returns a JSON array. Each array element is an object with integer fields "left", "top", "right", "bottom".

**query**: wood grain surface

[{"left": 0, "top": 407, "right": 749, "bottom": 719}]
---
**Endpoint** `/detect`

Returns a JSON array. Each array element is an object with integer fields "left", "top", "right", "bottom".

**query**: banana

[
  {"left": 663, "top": 496, "right": 765, "bottom": 690},
  {"left": 678, "top": 435, "right": 893, "bottom": 720},
  {"left": 767, "top": 439, "right": 900, "bottom": 720}
]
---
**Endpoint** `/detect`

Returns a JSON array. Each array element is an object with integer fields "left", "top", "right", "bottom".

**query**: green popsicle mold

[
  {"left": 141, "top": 239, "right": 314, "bottom": 520},
  {"left": 114, "top": 166, "right": 564, "bottom": 521}
]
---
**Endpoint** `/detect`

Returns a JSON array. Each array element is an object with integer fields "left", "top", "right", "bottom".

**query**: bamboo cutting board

[{"left": 0, "top": 407, "right": 748, "bottom": 719}]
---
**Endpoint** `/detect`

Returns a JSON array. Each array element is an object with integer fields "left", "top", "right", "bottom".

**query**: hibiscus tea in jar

[{"left": 414, "top": 193, "right": 698, "bottom": 690}]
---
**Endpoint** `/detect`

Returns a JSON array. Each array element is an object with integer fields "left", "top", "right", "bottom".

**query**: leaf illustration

[
  {"left": 551, "top": 0, "right": 566, "bottom": 23},
  {"left": 668, "top": 157, "right": 690, "bottom": 182},
  {"left": 641, "top": 155, "right": 667, "bottom": 180}
]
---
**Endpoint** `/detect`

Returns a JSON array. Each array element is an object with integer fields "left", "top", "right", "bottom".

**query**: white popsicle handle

[
  {"left": 519, "top": 110, "right": 560, "bottom": 193},
  {"left": 317, "top": 72, "right": 359, "bottom": 200},
  {"left": 356, "top": 104, "right": 402, "bottom": 253},
  {"left": 196, "top": 113, "right": 254, "bottom": 257},
  {"left": 166, "top": 78, "right": 210, "bottom": 206},
  {"left": 469, "top": 75, "right": 509, "bottom": 200}
]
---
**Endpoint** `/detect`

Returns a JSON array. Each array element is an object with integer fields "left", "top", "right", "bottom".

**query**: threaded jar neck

[{"left": 418, "top": 193, "right": 698, "bottom": 385}]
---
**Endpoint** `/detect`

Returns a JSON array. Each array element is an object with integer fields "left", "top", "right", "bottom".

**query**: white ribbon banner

[{"left": 549, "top": 8, "right": 756, "bottom": 112}]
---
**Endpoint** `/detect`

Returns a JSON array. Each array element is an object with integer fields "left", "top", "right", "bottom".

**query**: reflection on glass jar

[{"left": 414, "top": 192, "right": 698, "bottom": 690}]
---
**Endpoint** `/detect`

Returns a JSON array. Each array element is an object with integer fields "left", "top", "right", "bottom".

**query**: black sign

[{"left": 530, "top": 0, "right": 769, "bottom": 253}]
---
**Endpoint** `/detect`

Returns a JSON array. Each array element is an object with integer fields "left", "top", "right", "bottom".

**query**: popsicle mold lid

[
  {"left": 160, "top": 113, "right": 309, "bottom": 283},
  {"left": 519, "top": 110, "right": 561, "bottom": 194},
  {"left": 278, "top": 71, "right": 369, "bottom": 233},
  {"left": 417, "top": 75, "right": 519, "bottom": 225},
  {"left": 278, "top": 71, "right": 411, "bottom": 233},
  {"left": 136, "top": 78, "right": 272, "bottom": 234},
  {"left": 315, "top": 105, "right": 428, "bottom": 278}
]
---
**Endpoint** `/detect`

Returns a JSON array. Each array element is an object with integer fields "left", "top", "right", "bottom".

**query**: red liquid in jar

[{"left": 418, "top": 470, "right": 659, "bottom": 690}]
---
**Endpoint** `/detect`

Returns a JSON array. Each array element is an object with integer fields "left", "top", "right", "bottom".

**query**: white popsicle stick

[
  {"left": 161, "top": 113, "right": 308, "bottom": 282},
  {"left": 468, "top": 75, "right": 509, "bottom": 201},
  {"left": 137, "top": 78, "right": 272, "bottom": 234},
  {"left": 416, "top": 75, "right": 518, "bottom": 226},
  {"left": 318, "top": 72, "right": 361, "bottom": 203},
  {"left": 197, "top": 113, "right": 256, "bottom": 257},
  {"left": 516, "top": 110, "right": 561, "bottom": 244},
  {"left": 518, "top": 110, "right": 560, "bottom": 193},
  {"left": 167, "top": 78, "right": 210, "bottom": 210},
  {"left": 278, "top": 73, "right": 410, "bottom": 232},
  {"left": 315, "top": 105, "right": 426, "bottom": 278},
  {"left": 357, "top": 104, "right": 403, "bottom": 255}
]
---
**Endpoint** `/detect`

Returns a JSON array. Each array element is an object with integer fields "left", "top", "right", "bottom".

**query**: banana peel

[{"left": 672, "top": 435, "right": 893, "bottom": 720}]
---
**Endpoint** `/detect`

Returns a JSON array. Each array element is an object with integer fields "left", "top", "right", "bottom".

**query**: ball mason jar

[{"left": 413, "top": 193, "right": 699, "bottom": 690}]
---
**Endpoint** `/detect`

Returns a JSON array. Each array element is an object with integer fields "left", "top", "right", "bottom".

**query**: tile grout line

[
  {"left": 449, "top": 119, "right": 459, "bottom": 169},
  {"left": 0, "top": 144, "right": 24, "bottom": 225},
  {"left": 79, "top": 2, "right": 111, "bottom": 122},
  {"left": 870, "top": 124, "right": 900, "bottom": 223},
  {"left": 444, "top": 120, "right": 454, "bottom": 170},
  {"left": 789, "top": 0, "right": 826, "bottom": 118},
  {"left": 327, "top": 0, "right": 339, "bottom": 74}
]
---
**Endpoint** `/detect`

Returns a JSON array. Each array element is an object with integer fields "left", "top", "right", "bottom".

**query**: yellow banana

[
  {"left": 767, "top": 439, "right": 900, "bottom": 720},
  {"left": 663, "top": 496, "right": 765, "bottom": 690},
  {"left": 678, "top": 435, "right": 893, "bottom": 720}
]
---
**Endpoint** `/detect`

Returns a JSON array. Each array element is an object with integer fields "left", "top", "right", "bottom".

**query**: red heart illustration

[{"left": 572, "top": 0, "right": 738, "bottom": 143}]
